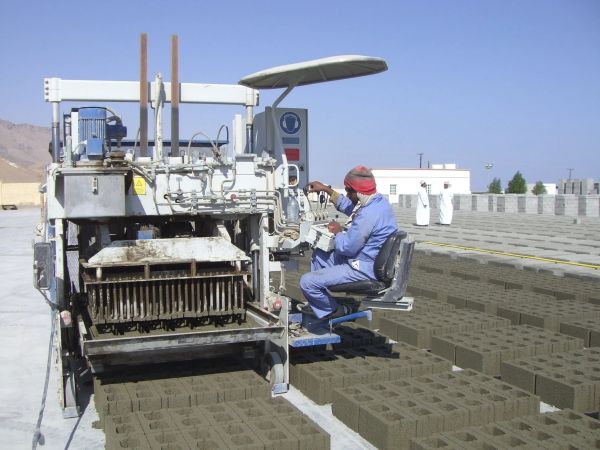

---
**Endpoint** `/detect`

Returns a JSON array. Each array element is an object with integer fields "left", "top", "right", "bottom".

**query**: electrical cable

[{"left": 32, "top": 303, "right": 57, "bottom": 450}]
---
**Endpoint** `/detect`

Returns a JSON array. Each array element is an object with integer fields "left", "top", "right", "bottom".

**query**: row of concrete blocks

[
  {"left": 413, "top": 253, "right": 600, "bottom": 301},
  {"left": 356, "top": 298, "right": 456, "bottom": 331},
  {"left": 95, "top": 369, "right": 271, "bottom": 417},
  {"left": 330, "top": 369, "right": 540, "bottom": 450},
  {"left": 103, "top": 397, "right": 330, "bottom": 450},
  {"left": 377, "top": 309, "right": 510, "bottom": 349},
  {"left": 290, "top": 343, "right": 452, "bottom": 405},
  {"left": 408, "top": 269, "right": 600, "bottom": 331},
  {"left": 396, "top": 194, "right": 600, "bottom": 216},
  {"left": 430, "top": 325, "right": 584, "bottom": 377},
  {"left": 411, "top": 409, "right": 600, "bottom": 450},
  {"left": 501, "top": 348, "right": 600, "bottom": 413}
]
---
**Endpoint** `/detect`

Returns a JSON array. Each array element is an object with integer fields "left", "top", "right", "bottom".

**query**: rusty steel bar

[
  {"left": 140, "top": 33, "right": 148, "bottom": 157},
  {"left": 170, "top": 34, "right": 179, "bottom": 156}
]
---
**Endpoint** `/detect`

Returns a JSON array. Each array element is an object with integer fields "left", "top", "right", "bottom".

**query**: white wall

[
  {"left": 371, "top": 168, "right": 471, "bottom": 203},
  {"left": 526, "top": 183, "right": 558, "bottom": 195}
]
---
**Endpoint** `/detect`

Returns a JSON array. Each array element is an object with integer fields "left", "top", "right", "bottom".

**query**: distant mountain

[{"left": 0, "top": 119, "right": 51, "bottom": 182}]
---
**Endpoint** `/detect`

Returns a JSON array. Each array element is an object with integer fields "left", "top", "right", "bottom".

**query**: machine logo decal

[{"left": 280, "top": 112, "right": 301, "bottom": 134}]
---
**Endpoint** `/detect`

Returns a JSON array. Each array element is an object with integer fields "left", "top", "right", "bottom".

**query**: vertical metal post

[
  {"left": 171, "top": 35, "right": 180, "bottom": 156},
  {"left": 51, "top": 102, "right": 61, "bottom": 162},
  {"left": 140, "top": 33, "right": 148, "bottom": 157},
  {"left": 246, "top": 105, "right": 254, "bottom": 153}
]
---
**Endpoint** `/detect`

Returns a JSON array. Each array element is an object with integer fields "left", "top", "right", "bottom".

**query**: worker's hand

[
  {"left": 327, "top": 220, "right": 343, "bottom": 235},
  {"left": 307, "top": 181, "right": 331, "bottom": 194}
]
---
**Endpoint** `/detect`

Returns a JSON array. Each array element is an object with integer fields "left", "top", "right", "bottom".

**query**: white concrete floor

[{"left": 0, "top": 208, "right": 103, "bottom": 450}]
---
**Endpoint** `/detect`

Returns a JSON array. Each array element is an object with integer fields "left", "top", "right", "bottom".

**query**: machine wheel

[{"left": 264, "top": 351, "right": 284, "bottom": 387}]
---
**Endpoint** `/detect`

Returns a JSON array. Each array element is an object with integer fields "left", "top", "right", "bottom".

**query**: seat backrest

[{"left": 374, "top": 230, "right": 407, "bottom": 283}]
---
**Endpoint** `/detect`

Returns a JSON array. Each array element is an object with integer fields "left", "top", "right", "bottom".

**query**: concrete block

[
  {"left": 500, "top": 361, "right": 536, "bottom": 393},
  {"left": 146, "top": 430, "right": 191, "bottom": 450},
  {"left": 538, "top": 195, "right": 555, "bottom": 214},
  {"left": 332, "top": 386, "right": 376, "bottom": 430},
  {"left": 536, "top": 372, "right": 597, "bottom": 412},
  {"left": 497, "top": 195, "right": 518, "bottom": 213},
  {"left": 215, "top": 422, "right": 265, "bottom": 449},
  {"left": 560, "top": 321, "right": 592, "bottom": 347},
  {"left": 247, "top": 418, "right": 300, "bottom": 450},
  {"left": 578, "top": 195, "right": 600, "bottom": 217},
  {"left": 555, "top": 195, "right": 578, "bottom": 216},
  {"left": 518, "top": 195, "right": 538, "bottom": 214},
  {"left": 183, "top": 428, "right": 228, "bottom": 450},
  {"left": 488, "top": 195, "right": 498, "bottom": 212},
  {"left": 279, "top": 414, "right": 330, "bottom": 450},
  {"left": 360, "top": 402, "right": 418, "bottom": 450}
]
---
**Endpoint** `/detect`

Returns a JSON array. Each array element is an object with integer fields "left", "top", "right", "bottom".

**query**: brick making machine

[{"left": 33, "top": 34, "right": 396, "bottom": 417}]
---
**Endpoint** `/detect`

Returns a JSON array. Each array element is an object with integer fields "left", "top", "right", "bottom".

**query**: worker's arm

[
  {"left": 334, "top": 212, "right": 372, "bottom": 258},
  {"left": 307, "top": 181, "right": 340, "bottom": 205}
]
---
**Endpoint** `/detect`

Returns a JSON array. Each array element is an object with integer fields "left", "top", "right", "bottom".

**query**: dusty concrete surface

[{"left": 0, "top": 208, "right": 104, "bottom": 449}]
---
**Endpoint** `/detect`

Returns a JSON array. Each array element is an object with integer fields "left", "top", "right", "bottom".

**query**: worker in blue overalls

[{"left": 300, "top": 166, "right": 398, "bottom": 319}]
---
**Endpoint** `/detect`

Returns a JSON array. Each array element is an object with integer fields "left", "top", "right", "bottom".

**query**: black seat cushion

[{"left": 328, "top": 280, "right": 386, "bottom": 294}]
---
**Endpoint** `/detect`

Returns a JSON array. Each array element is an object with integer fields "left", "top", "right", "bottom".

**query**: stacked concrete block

[
  {"left": 496, "top": 300, "right": 600, "bottom": 331},
  {"left": 560, "top": 317, "right": 600, "bottom": 347},
  {"left": 328, "top": 321, "right": 387, "bottom": 348},
  {"left": 496, "top": 195, "right": 518, "bottom": 213},
  {"left": 331, "top": 369, "right": 539, "bottom": 450},
  {"left": 537, "top": 195, "right": 555, "bottom": 214},
  {"left": 579, "top": 195, "right": 600, "bottom": 217},
  {"left": 453, "top": 194, "right": 471, "bottom": 211},
  {"left": 102, "top": 395, "right": 330, "bottom": 450},
  {"left": 431, "top": 325, "right": 584, "bottom": 376},
  {"left": 488, "top": 194, "right": 498, "bottom": 212},
  {"left": 501, "top": 347, "right": 600, "bottom": 412},
  {"left": 517, "top": 195, "right": 538, "bottom": 214},
  {"left": 555, "top": 194, "right": 579, "bottom": 216},
  {"left": 411, "top": 409, "right": 600, "bottom": 450},
  {"left": 95, "top": 367, "right": 271, "bottom": 418},
  {"left": 290, "top": 343, "right": 451, "bottom": 405},
  {"left": 378, "top": 309, "right": 509, "bottom": 349},
  {"left": 473, "top": 194, "right": 489, "bottom": 212}
]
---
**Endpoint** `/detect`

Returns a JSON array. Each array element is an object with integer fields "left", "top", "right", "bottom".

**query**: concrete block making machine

[{"left": 33, "top": 34, "right": 398, "bottom": 417}]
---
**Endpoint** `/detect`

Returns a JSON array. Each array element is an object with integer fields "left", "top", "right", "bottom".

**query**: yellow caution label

[{"left": 133, "top": 176, "right": 146, "bottom": 195}]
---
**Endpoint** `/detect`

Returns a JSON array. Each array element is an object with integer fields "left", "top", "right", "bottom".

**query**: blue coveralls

[{"left": 299, "top": 193, "right": 398, "bottom": 318}]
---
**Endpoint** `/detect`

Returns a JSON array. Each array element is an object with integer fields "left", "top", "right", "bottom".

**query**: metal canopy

[{"left": 239, "top": 55, "right": 388, "bottom": 89}]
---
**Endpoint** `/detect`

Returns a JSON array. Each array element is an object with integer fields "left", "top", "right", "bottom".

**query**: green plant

[
  {"left": 532, "top": 181, "right": 547, "bottom": 195},
  {"left": 507, "top": 171, "right": 527, "bottom": 194},
  {"left": 488, "top": 178, "right": 502, "bottom": 194}
]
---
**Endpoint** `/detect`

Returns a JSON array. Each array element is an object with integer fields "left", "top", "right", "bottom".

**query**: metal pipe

[
  {"left": 51, "top": 102, "right": 60, "bottom": 162},
  {"left": 140, "top": 33, "right": 148, "bottom": 157},
  {"left": 171, "top": 35, "right": 179, "bottom": 156},
  {"left": 251, "top": 250, "right": 259, "bottom": 300}
]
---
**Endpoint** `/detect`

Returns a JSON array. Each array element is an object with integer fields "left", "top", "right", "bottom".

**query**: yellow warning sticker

[{"left": 133, "top": 176, "right": 146, "bottom": 195}]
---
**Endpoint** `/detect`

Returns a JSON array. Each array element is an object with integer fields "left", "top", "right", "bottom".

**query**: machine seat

[{"left": 328, "top": 230, "right": 408, "bottom": 296}]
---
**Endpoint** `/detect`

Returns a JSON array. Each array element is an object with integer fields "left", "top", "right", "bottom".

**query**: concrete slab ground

[
  {"left": 3, "top": 206, "right": 598, "bottom": 449},
  {"left": 0, "top": 208, "right": 103, "bottom": 450}
]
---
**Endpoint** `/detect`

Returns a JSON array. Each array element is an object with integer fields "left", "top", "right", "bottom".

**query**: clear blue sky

[{"left": 1, "top": 0, "right": 598, "bottom": 190}]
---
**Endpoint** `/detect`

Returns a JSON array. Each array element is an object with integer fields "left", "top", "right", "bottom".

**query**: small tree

[
  {"left": 532, "top": 181, "right": 547, "bottom": 195},
  {"left": 488, "top": 178, "right": 502, "bottom": 194},
  {"left": 507, "top": 171, "right": 527, "bottom": 194}
]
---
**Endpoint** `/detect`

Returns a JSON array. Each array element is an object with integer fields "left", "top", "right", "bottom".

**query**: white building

[{"left": 371, "top": 164, "right": 471, "bottom": 203}]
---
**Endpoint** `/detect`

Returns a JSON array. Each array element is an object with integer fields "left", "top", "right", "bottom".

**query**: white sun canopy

[{"left": 239, "top": 55, "right": 388, "bottom": 89}]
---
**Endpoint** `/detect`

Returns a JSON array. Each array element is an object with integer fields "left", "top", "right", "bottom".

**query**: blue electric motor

[{"left": 73, "top": 107, "right": 127, "bottom": 160}]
